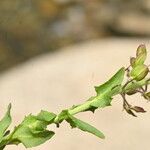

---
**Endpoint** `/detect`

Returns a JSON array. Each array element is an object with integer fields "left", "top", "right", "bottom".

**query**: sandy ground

[{"left": 0, "top": 38, "right": 150, "bottom": 150}]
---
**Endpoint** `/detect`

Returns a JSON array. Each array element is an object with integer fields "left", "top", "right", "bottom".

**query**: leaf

[
  {"left": 56, "top": 111, "right": 105, "bottom": 139},
  {"left": 36, "top": 110, "right": 56, "bottom": 123},
  {"left": 66, "top": 113, "right": 105, "bottom": 139},
  {"left": 67, "top": 68, "right": 125, "bottom": 115},
  {"left": 95, "top": 67, "right": 125, "bottom": 96},
  {"left": 0, "top": 104, "right": 12, "bottom": 143},
  {"left": 11, "top": 126, "right": 54, "bottom": 148},
  {"left": 87, "top": 68, "right": 125, "bottom": 111},
  {"left": 10, "top": 112, "right": 56, "bottom": 148}
]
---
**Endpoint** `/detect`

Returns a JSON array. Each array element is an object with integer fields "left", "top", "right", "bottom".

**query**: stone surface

[{"left": 0, "top": 38, "right": 150, "bottom": 150}]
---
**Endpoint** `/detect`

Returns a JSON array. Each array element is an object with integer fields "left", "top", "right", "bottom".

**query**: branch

[{"left": 0, "top": 44, "right": 149, "bottom": 149}]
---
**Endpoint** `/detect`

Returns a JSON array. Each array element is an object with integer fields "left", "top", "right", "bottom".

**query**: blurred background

[
  {"left": 0, "top": 0, "right": 150, "bottom": 150},
  {"left": 0, "top": 0, "right": 150, "bottom": 71}
]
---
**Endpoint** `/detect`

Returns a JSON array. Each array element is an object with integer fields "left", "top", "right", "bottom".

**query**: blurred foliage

[{"left": 0, "top": 0, "right": 150, "bottom": 71}]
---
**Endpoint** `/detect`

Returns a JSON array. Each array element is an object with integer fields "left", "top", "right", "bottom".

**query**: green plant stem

[
  {"left": 54, "top": 78, "right": 150, "bottom": 124},
  {"left": 1, "top": 78, "right": 149, "bottom": 148},
  {"left": 68, "top": 100, "right": 92, "bottom": 115},
  {"left": 68, "top": 79, "right": 150, "bottom": 115}
]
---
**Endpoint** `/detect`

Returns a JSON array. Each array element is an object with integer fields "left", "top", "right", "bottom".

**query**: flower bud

[
  {"left": 131, "top": 106, "right": 146, "bottom": 113},
  {"left": 134, "top": 45, "right": 147, "bottom": 66},
  {"left": 134, "top": 53, "right": 147, "bottom": 66},
  {"left": 125, "top": 108, "right": 137, "bottom": 117},
  {"left": 136, "top": 44, "right": 147, "bottom": 57},
  {"left": 126, "top": 89, "right": 137, "bottom": 95},
  {"left": 130, "top": 57, "right": 136, "bottom": 68},
  {"left": 130, "top": 64, "right": 149, "bottom": 81},
  {"left": 143, "top": 92, "right": 150, "bottom": 100},
  {"left": 145, "top": 92, "right": 150, "bottom": 97},
  {"left": 124, "top": 104, "right": 137, "bottom": 117}
]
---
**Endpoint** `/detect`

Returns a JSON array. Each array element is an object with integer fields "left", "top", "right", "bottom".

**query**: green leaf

[
  {"left": 68, "top": 68, "right": 125, "bottom": 114},
  {"left": 10, "top": 112, "right": 56, "bottom": 148},
  {"left": 56, "top": 111, "right": 105, "bottom": 139},
  {"left": 89, "top": 68, "right": 125, "bottom": 109},
  {"left": 95, "top": 67, "right": 125, "bottom": 96},
  {"left": 11, "top": 126, "right": 54, "bottom": 148},
  {"left": 0, "top": 104, "right": 12, "bottom": 143},
  {"left": 36, "top": 110, "right": 56, "bottom": 123},
  {"left": 66, "top": 113, "right": 105, "bottom": 139}
]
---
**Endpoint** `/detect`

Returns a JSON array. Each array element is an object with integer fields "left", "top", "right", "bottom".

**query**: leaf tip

[{"left": 8, "top": 103, "right": 12, "bottom": 110}]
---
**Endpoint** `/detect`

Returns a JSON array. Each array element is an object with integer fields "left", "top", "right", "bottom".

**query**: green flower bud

[
  {"left": 130, "top": 64, "right": 149, "bottom": 81},
  {"left": 126, "top": 89, "right": 137, "bottom": 95},
  {"left": 130, "top": 57, "right": 136, "bottom": 68},
  {"left": 134, "top": 53, "right": 147, "bottom": 66},
  {"left": 145, "top": 92, "right": 150, "bottom": 97},
  {"left": 134, "top": 45, "right": 147, "bottom": 66},
  {"left": 144, "top": 92, "right": 150, "bottom": 100},
  {"left": 136, "top": 44, "right": 146, "bottom": 57}
]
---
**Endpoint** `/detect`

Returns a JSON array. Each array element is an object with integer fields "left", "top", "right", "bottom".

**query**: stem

[
  {"left": 68, "top": 101, "right": 92, "bottom": 115},
  {"left": 54, "top": 78, "right": 150, "bottom": 123},
  {"left": 121, "top": 93, "right": 130, "bottom": 107},
  {"left": 70, "top": 78, "right": 150, "bottom": 114},
  {"left": 0, "top": 46, "right": 150, "bottom": 150},
  {"left": 54, "top": 97, "right": 98, "bottom": 123}
]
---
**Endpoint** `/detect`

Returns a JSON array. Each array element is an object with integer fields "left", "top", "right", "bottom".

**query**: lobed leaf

[
  {"left": 9, "top": 111, "right": 56, "bottom": 148},
  {"left": 86, "top": 68, "right": 125, "bottom": 111},
  {"left": 36, "top": 110, "right": 56, "bottom": 123},
  {"left": 95, "top": 67, "right": 125, "bottom": 96}
]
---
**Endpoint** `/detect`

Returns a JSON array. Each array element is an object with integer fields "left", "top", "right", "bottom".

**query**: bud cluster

[
  {"left": 121, "top": 44, "right": 150, "bottom": 117},
  {"left": 130, "top": 44, "right": 149, "bottom": 81}
]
